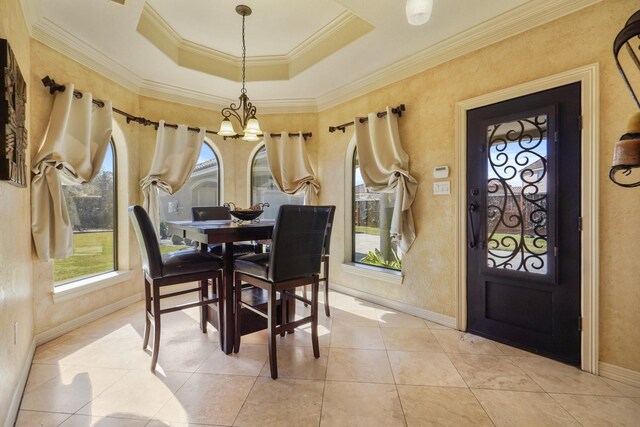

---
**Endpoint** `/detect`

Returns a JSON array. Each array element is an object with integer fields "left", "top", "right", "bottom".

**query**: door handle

[{"left": 468, "top": 202, "right": 479, "bottom": 249}]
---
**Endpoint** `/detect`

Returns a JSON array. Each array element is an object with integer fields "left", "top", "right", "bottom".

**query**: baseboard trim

[
  {"left": 35, "top": 293, "right": 143, "bottom": 346},
  {"left": 599, "top": 362, "right": 640, "bottom": 388},
  {"left": 330, "top": 283, "right": 457, "bottom": 329},
  {"left": 4, "top": 338, "right": 36, "bottom": 427}
]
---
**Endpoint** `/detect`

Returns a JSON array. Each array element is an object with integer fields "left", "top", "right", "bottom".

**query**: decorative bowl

[{"left": 224, "top": 202, "right": 269, "bottom": 222}]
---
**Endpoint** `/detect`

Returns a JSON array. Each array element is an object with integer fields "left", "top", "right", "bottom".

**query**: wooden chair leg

[
  {"left": 200, "top": 279, "right": 208, "bottom": 333},
  {"left": 151, "top": 284, "right": 162, "bottom": 372},
  {"left": 311, "top": 277, "right": 320, "bottom": 358},
  {"left": 234, "top": 273, "right": 242, "bottom": 353},
  {"left": 216, "top": 270, "right": 224, "bottom": 350},
  {"left": 280, "top": 290, "right": 287, "bottom": 337},
  {"left": 323, "top": 258, "right": 331, "bottom": 317},
  {"left": 268, "top": 287, "right": 278, "bottom": 379},
  {"left": 303, "top": 285, "right": 308, "bottom": 307},
  {"left": 142, "top": 277, "right": 151, "bottom": 350}
]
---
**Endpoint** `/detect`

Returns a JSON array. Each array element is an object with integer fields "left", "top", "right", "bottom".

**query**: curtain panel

[
  {"left": 31, "top": 84, "right": 113, "bottom": 261},
  {"left": 141, "top": 121, "right": 206, "bottom": 233},
  {"left": 354, "top": 106, "right": 418, "bottom": 253},
  {"left": 264, "top": 132, "right": 319, "bottom": 205}
]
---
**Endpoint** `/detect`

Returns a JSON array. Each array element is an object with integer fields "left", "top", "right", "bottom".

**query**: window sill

[
  {"left": 341, "top": 263, "right": 403, "bottom": 285},
  {"left": 52, "top": 270, "right": 134, "bottom": 304}
]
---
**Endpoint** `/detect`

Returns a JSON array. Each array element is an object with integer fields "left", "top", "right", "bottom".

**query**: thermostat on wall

[{"left": 433, "top": 166, "right": 449, "bottom": 179}]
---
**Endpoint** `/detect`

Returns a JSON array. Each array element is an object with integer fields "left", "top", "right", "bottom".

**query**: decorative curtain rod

[
  {"left": 328, "top": 104, "right": 406, "bottom": 133},
  {"left": 41, "top": 76, "right": 312, "bottom": 140}
]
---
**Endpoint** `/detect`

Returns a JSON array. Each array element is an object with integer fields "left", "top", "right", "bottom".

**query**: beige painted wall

[
  {"left": 317, "top": 0, "right": 640, "bottom": 372},
  {"left": 0, "top": 0, "right": 33, "bottom": 422}
]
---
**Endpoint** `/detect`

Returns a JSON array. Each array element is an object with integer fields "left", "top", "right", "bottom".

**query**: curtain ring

[{"left": 394, "top": 172, "right": 401, "bottom": 177}]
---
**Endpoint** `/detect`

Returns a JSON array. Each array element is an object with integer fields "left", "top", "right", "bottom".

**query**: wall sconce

[{"left": 610, "top": 9, "right": 640, "bottom": 188}]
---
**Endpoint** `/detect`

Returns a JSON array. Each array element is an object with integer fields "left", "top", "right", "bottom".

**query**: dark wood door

[{"left": 467, "top": 83, "right": 581, "bottom": 365}]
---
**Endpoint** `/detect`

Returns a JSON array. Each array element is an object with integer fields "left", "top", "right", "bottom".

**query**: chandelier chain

[{"left": 241, "top": 14, "right": 247, "bottom": 95}]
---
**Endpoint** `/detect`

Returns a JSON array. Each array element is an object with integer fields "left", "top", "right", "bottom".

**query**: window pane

[
  {"left": 251, "top": 146, "right": 303, "bottom": 220},
  {"left": 159, "top": 143, "right": 219, "bottom": 250},
  {"left": 54, "top": 142, "right": 116, "bottom": 284},
  {"left": 353, "top": 149, "right": 402, "bottom": 271}
]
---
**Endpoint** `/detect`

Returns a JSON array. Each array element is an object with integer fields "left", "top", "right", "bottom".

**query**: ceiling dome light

[{"left": 406, "top": 0, "right": 433, "bottom": 26}]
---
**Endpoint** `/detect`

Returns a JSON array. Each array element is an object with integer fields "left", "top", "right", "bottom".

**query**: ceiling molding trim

[
  {"left": 19, "top": 0, "right": 42, "bottom": 37},
  {"left": 136, "top": 4, "right": 372, "bottom": 82},
  {"left": 316, "top": 0, "right": 602, "bottom": 111},
  {"left": 31, "top": 19, "right": 142, "bottom": 94}
]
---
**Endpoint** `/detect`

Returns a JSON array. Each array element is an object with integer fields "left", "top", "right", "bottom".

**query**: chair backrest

[
  {"left": 268, "top": 205, "right": 334, "bottom": 282},
  {"left": 192, "top": 206, "right": 232, "bottom": 221},
  {"left": 128, "top": 205, "right": 163, "bottom": 279},
  {"left": 323, "top": 206, "right": 336, "bottom": 256}
]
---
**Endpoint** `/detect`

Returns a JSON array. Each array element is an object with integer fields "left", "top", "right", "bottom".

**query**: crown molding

[
  {"left": 316, "top": 0, "right": 602, "bottom": 111},
  {"left": 19, "top": 0, "right": 42, "bottom": 37}
]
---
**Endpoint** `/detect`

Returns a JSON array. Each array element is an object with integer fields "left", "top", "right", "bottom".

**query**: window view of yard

[{"left": 353, "top": 150, "right": 402, "bottom": 271}]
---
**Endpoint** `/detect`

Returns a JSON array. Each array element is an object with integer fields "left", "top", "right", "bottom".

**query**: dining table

[{"left": 167, "top": 219, "right": 276, "bottom": 354}]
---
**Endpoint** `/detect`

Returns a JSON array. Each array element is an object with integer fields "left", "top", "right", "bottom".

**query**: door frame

[{"left": 455, "top": 64, "right": 599, "bottom": 374}]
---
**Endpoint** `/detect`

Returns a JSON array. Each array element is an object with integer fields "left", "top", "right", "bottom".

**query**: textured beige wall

[
  {"left": 30, "top": 40, "right": 143, "bottom": 335},
  {"left": 0, "top": 0, "right": 33, "bottom": 422},
  {"left": 317, "top": 0, "right": 640, "bottom": 372}
]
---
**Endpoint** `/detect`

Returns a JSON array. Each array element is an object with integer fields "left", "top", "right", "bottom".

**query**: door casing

[{"left": 455, "top": 64, "right": 599, "bottom": 374}]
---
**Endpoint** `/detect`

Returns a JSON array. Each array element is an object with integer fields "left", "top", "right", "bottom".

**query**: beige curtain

[
  {"left": 354, "top": 106, "right": 418, "bottom": 253},
  {"left": 264, "top": 132, "right": 319, "bottom": 205},
  {"left": 31, "top": 84, "right": 113, "bottom": 261},
  {"left": 141, "top": 121, "right": 206, "bottom": 233}
]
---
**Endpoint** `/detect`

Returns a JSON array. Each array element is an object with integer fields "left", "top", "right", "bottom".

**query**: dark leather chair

[
  {"left": 129, "top": 205, "right": 224, "bottom": 372},
  {"left": 233, "top": 205, "right": 334, "bottom": 379},
  {"left": 192, "top": 206, "right": 257, "bottom": 256},
  {"left": 303, "top": 206, "right": 335, "bottom": 316}
]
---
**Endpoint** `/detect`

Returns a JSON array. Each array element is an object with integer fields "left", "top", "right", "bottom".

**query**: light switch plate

[{"left": 433, "top": 181, "right": 450, "bottom": 195}]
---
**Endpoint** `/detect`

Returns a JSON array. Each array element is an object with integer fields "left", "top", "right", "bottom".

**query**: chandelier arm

[{"left": 221, "top": 104, "right": 242, "bottom": 124}]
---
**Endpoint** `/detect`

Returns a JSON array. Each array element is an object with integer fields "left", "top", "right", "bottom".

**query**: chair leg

[
  {"left": 234, "top": 273, "right": 242, "bottom": 353},
  {"left": 142, "top": 277, "right": 151, "bottom": 350},
  {"left": 323, "top": 258, "right": 331, "bottom": 317},
  {"left": 279, "top": 290, "right": 287, "bottom": 337},
  {"left": 200, "top": 279, "right": 208, "bottom": 333},
  {"left": 150, "top": 284, "right": 162, "bottom": 372},
  {"left": 303, "top": 285, "right": 308, "bottom": 307},
  {"left": 311, "top": 276, "right": 320, "bottom": 358},
  {"left": 268, "top": 287, "right": 278, "bottom": 379},
  {"left": 216, "top": 270, "right": 225, "bottom": 350}
]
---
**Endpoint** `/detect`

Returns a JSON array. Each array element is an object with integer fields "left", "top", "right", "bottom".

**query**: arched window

[
  {"left": 54, "top": 140, "right": 117, "bottom": 284},
  {"left": 352, "top": 148, "right": 402, "bottom": 271},
  {"left": 158, "top": 142, "right": 220, "bottom": 248},
  {"left": 250, "top": 145, "right": 303, "bottom": 220}
]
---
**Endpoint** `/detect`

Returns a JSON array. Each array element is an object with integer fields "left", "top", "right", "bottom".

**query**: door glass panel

[{"left": 486, "top": 115, "right": 548, "bottom": 274}]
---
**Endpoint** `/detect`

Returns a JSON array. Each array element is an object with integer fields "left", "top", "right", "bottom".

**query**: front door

[{"left": 466, "top": 83, "right": 581, "bottom": 365}]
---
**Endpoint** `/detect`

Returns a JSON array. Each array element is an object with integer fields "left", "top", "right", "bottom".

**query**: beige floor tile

[
  {"left": 321, "top": 381, "right": 405, "bottom": 426},
  {"left": 153, "top": 339, "right": 219, "bottom": 373},
  {"left": 381, "top": 328, "right": 443, "bottom": 352},
  {"left": 155, "top": 312, "right": 221, "bottom": 343},
  {"left": 67, "top": 315, "right": 146, "bottom": 339},
  {"left": 154, "top": 373, "right": 255, "bottom": 425},
  {"left": 57, "top": 334, "right": 154, "bottom": 370},
  {"left": 388, "top": 351, "right": 467, "bottom": 387},
  {"left": 633, "top": 397, "right": 640, "bottom": 406},
  {"left": 258, "top": 345, "right": 328, "bottom": 380},
  {"left": 601, "top": 377, "right": 640, "bottom": 397},
  {"left": 59, "top": 415, "right": 148, "bottom": 426},
  {"left": 20, "top": 366, "right": 129, "bottom": 413},
  {"left": 550, "top": 393, "right": 640, "bottom": 426},
  {"left": 448, "top": 353, "right": 542, "bottom": 391},
  {"left": 377, "top": 310, "right": 428, "bottom": 328},
  {"left": 197, "top": 344, "right": 267, "bottom": 376},
  {"left": 431, "top": 330, "right": 504, "bottom": 355},
  {"left": 494, "top": 342, "right": 538, "bottom": 357},
  {"left": 77, "top": 370, "right": 190, "bottom": 420},
  {"left": 397, "top": 385, "right": 493, "bottom": 426},
  {"left": 326, "top": 348, "right": 394, "bottom": 383},
  {"left": 329, "top": 325, "right": 385, "bottom": 350},
  {"left": 331, "top": 308, "right": 380, "bottom": 327},
  {"left": 511, "top": 356, "right": 622, "bottom": 395},
  {"left": 472, "top": 389, "right": 579, "bottom": 426},
  {"left": 25, "top": 364, "right": 71, "bottom": 393},
  {"left": 234, "top": 378, "right": 324, "bottom": 426},
  {"left": 275, "top": 324, "right": 332, "bottom": 348},
  {"left": 147, "top": 421, "right": 223, "bottom": 427},
  {"left": 423, "top": 320, "right": 452, "bottom": 330},
  {"left": 14, "top": 410, "right": 71, "bottom": 427},
  {"left": 32, "top": 334, "right": 102, "bottom": 365}
]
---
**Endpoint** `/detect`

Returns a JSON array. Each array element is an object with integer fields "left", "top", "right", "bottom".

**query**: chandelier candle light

[
  {"left": 218, "top": 5, "right": 263, "bottom": 142},
  {"left": 406, "top": 0, "right": 433, "bottom": 26}
]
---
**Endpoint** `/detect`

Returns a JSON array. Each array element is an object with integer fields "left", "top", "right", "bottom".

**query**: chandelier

[
  {"left": 217, "top": 5, "right": 263, "bottom": 142},
  {"left": 406, "top": 0, "right": 433, "bottom": 26}
]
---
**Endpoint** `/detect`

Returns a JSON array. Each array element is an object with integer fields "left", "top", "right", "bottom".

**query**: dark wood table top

[{"left": 167, "top": 220, "right": 275, "bottom": 244}]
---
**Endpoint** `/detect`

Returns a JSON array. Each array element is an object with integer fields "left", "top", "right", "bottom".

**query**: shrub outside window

[
  {"left": 251, "top": 146, "right": 303, "bottom": 220},
  {"left": 353, "top": 149, "right": 402, "bottom": 271},
  {"left": 54, "top": 141, "right": 117, "bottom": 284},
  {"left": 158, "top": 143, "right": 220, "bottom": 250}
]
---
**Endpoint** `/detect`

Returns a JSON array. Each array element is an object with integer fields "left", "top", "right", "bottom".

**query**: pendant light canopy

[
  {"left": 406, "top": 0, "right": 433, "bottom": 26},
  {"left": 218, "top": 5, "right": 263, "bottom": 141}
]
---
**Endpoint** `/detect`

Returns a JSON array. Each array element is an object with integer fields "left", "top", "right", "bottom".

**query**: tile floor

[{"left": 16, "top": 291, "right": 640, "bottom": 426}]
